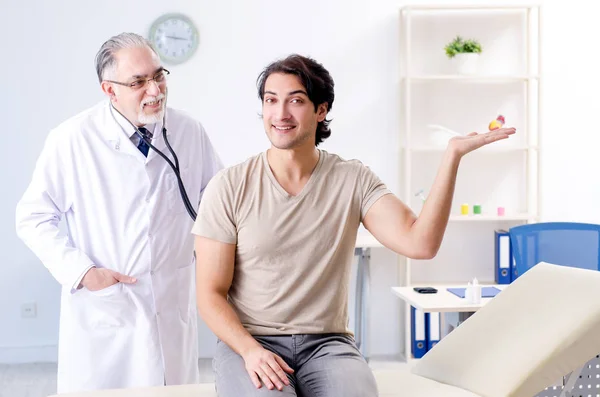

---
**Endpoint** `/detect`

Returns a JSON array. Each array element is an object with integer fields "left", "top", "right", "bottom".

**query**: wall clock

[{"left": 149, "top": 13, "right": 199, "bottom": 65}]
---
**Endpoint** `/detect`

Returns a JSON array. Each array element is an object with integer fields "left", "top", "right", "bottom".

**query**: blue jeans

[{"left": 213, "top": 333, "right": 378, "bottom": 396}]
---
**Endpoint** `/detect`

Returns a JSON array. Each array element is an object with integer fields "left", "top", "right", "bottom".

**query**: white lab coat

[{"left": 15, "top": 100, "right": 223, "bottom": 393}]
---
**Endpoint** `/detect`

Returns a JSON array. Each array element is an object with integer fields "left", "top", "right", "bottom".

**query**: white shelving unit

[{"left": 398, "top": 4, "right": 541, "bottom": 362}]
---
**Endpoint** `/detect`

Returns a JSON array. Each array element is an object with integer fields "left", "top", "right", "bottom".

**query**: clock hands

[{"left": 165, "top": 35, "right": 188, "bottom": 41}]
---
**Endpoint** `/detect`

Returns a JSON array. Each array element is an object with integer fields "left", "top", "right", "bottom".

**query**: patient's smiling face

[{"left": 261, "top": 73, "right": 327, "bottom": 150}]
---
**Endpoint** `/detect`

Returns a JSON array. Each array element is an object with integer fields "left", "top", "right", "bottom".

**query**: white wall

[{"left": 1, "top": 0, "right": 599, "bottom": 363}]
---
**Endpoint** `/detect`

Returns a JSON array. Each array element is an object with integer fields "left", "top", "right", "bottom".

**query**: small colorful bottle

[
  {"left": 461, "top": 203, "right": 469, "bottom": 215},
  {"left": 489, "top": 115, "right": 505, "bottom": 131}
]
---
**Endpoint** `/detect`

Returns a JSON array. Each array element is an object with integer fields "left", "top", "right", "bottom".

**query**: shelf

[
  {"left": 402, "top": 5, "right": 537, "bottom": 12},
  {"left": 398, "top": 3, "right": 540, "bottom": 364},
  {"left": 403, "top": 75, "right": 539, "bottom": 82},
  {"left": 449, "top": 214, "right": 532, "bottom": 222}
]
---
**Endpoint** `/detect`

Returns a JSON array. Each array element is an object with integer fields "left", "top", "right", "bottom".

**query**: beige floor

[{"left": 1, "top": 357, "right": 406, "bottom": 397}]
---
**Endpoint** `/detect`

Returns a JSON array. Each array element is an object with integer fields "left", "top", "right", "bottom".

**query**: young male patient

[{"left": 192, "top": 54, "right": 515, "bottom": 396}]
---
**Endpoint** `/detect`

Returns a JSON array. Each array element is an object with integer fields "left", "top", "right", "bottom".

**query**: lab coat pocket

[
  {"left": 88, "top": 282, "right": 122, "bottom": 297},
  {"left": 75, "top": 283, "right": 133, "bottom": 330},
  {"left": 177, "top": 262, "right": 195, "bottom": 323},
  {"left": 167, "top": 168, "right": 190, "bottom": 215}
]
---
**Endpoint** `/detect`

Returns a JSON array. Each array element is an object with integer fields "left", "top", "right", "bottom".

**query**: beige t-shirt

[{"left": 192, "top": 150, "right": 391, "bottom": 335}]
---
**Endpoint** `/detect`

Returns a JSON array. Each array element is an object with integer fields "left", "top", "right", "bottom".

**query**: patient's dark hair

[{"left": 257, "top": 54, "right": 335, "bottom": 146}]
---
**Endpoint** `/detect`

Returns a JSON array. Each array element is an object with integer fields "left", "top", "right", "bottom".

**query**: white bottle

[
  {"left": 465, "top": 281, "right": 473, "bottom": 303},
  {"left": 472, "top": 278, "right": 482, "bottom": 304}
]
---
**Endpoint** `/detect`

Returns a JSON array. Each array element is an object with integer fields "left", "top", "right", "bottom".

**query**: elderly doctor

[{"left": 15, "top": 32, "right": 223, "bottom": 393}]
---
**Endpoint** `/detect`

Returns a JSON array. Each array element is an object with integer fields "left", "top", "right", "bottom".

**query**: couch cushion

[
  {"left": 54, "top": 383, "right": 217, "bottom": 397},
  {"left": 51, "top": 370, "right": 481, "bottom": 397},
  {"left": 411, "top": 262, "right": 600, "bottom": 397},
  {"left": 375, "top": 369, "right": 481, "bottom": 396}
]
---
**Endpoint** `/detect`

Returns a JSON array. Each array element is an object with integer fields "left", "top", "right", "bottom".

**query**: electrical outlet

[{"left": 21, "top": 302, "right": 37, "bottom": 318}]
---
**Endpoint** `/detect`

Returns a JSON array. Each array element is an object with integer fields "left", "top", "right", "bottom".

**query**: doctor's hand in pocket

[{"left": 79, "top": 267, "right": 137, "bottom": 292}]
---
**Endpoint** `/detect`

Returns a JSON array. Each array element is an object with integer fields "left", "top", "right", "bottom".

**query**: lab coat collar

[{"left": 101, "top": 100, "right": 170, "bottom": 164}]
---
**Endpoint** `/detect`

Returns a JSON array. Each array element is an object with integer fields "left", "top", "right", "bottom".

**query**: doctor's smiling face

[{"left": 100, "top": 45, "right": 168, "bottom": 127}]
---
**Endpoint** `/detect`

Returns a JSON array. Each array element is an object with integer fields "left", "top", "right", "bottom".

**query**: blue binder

[
  {"left": 494, "top": 230, "right": 512, "bottom": 284},
  {"left": 511, "top": 254, "right": 518, "bottom": 282},
  {"left": 411, "top": 306, "right": 428, "bottom": 358},
  {"left": 427, "top": 312, "right": 440, "bottom": 351}
]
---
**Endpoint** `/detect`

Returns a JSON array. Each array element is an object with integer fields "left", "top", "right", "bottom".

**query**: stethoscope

[{"left": 110, "top": 103, "right": 197, "bottom": 221}]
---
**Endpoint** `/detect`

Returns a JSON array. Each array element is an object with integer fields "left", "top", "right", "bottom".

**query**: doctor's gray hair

[{"left": 95, "top": 32, "right": 157, "bottom": 83}]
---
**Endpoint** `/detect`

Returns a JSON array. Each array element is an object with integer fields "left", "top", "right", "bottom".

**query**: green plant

[{"left": 444, "top": 36, "right": 482, "bottom": 58}]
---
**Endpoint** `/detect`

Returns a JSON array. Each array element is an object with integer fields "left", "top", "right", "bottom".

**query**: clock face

[{"left": 149, "top": 14, "right": 199, "bottom": 65}]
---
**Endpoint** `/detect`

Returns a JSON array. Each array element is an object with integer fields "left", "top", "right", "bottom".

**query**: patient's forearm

[
  {"left": 198, "top": 292, "right": 260, "bottom": 356},
  {"left": 411, "top": 149, "right": 460, "bottom": 256}
]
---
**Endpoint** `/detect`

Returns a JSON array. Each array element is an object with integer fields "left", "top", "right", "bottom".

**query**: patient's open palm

[{"left": 449, "top": 127, "right": 516, "bottom": 157}]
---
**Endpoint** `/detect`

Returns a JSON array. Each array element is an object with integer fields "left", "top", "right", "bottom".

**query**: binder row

[{"left": 411, "top": 306, "right": 439, "bottom": 358}]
